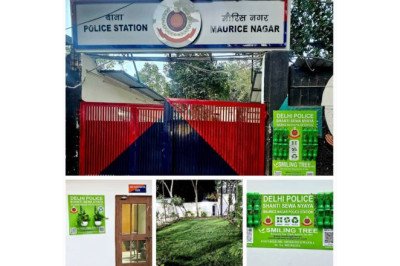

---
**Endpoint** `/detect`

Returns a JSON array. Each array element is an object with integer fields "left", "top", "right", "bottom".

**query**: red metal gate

[
  {"left": 79, "top": 102, "right": 164, "bottom": 175},
  {"left": 79, "top": 99, "right": 267, "bottom": 175},
  {"left": 165, "top": 99, "right": 267, "bottom": 175}
]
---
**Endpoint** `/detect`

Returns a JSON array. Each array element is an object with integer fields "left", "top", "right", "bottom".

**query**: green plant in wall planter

[
  {"left": 77, "top": 206, "right": 90, "bottom": 227},
  {"left": 314, "top": 193, "right": 333, "bottom": 229},
  {"left": 93, "top": 206, "right": 106, "bottom": 226}
]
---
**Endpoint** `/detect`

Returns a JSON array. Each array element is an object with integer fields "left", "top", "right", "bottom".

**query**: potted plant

[
  {"left": 77, "top": 206, "right": 90, "bottom": 227},
  {"left": 93, "top": 206, "right": 105, "bottom": 226}
]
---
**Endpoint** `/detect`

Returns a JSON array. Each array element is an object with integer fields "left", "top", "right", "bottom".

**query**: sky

[{"left": 156, "top": 180, "right": 217, "bottom": 202}]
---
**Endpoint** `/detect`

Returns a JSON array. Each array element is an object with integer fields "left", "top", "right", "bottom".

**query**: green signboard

[
  {"left": 68, "top": 195, "right": 106, "bottom": 235},
  {"left": 272, "top": 110, "right": 318, "bottom": 175},
  {"left": 247, "top": 193, "right": 333, "bottom": 250}
]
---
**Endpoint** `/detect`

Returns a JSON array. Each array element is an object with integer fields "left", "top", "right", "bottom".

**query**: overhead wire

[
  {"left": 65, "top": 2, "right": 135, "bottom": 30},
  {"left": 180, "top": 62, "right": 230, "bottom": 74}
]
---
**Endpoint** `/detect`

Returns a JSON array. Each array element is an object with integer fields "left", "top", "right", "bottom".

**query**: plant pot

[
  {"left": 95, "top": 221, "right": 102, "bottom": 226},
  {"left": 81, "top": 221, "right": 89, "bottom": 227}
]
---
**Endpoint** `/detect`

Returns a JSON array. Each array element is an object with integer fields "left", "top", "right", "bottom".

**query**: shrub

[
  {"left": 185, "top": 211, "right": 194, "bottom": 218},
  {"left": 205, "top": 193, "right": 218, "bottom": 201},
  {"left": 201, "top": 211, "right": 207, "bottom": 217},
  {"left": 77, "top": 206, "right": 90, "bottom": 226},
  {"left": 169, "top": 212, "right": 179, "bottom": 219},
  {"left": 171, "top": 196, "right": 185, "bottom": 206}
]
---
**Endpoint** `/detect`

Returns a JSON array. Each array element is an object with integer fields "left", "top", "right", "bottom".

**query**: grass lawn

[{"left": 156, "top": 218, "right": 242, "bottom": 266}]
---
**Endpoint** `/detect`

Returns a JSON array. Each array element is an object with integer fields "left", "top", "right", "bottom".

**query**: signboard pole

[{"left": 263, "top": 51, "right": 289, "bottom": 175}]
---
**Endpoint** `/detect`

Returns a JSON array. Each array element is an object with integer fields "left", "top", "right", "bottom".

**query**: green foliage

[
  {"left": 222, "top": 61, "right": 252, "bottom": 101},
  {"left": 164, "top": 53, "right": 231, "bottom": 100},
  {"left": 171, "top": 196, "right": 185, "bottom": 207},
  {"left": 93, "top": 206, "right": 105, "bottom": 222},
  {"left": 157, "top": 218, "right": 242, "bottom": 266},
  {"left": 205, "top": 193, "right": 218, "bottom": 201},
  {"left": 236, "top": 184, "right": 242, "bottom": 204},
  {"left": 169, "top": 212, "right": 179, "bottom": 219},
  {"left": 201, "top": 211, "right": 207, "bottom": 218},
  {"left": 185, "top": 211, "right": 195, "bottom": 218},
  {"left": 231, "top": 184, "right": 243, "bottom": 228},
  {"left": 220, "top": 181, "right": 242, "bottom": 228},
  {"left": 157, "top": 194, "right": 168, "bottom": 204},
  {"left": 139, "top": 62, "right": 168, "bottom": 96},
  {"left": 291, "top": 0, "right": 333, "bottom": 58},
  {"left": 77, "top": 206, "right": 90, "bottom": 225}
]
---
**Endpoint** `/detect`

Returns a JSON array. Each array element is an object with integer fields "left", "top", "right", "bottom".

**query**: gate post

[
  {"left": 162, "top": 101, "right": 173, "bottom": 175},
  {"left": 66, "top": 48, "right": 81, "bottom": 175},
  {"left": 263, "top": 51, "right": 289, "bottom": 175}
]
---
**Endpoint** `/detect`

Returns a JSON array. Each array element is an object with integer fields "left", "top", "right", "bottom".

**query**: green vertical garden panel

[
  {"left": 272, "top": 110, "right": 318, "bottom": 175},
  {"left": 247, "top": 193, "right": 333, "bottom": 250}
]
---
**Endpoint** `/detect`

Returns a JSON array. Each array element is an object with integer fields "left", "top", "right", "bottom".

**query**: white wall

[
  {"left": 81, "top": 54, "right": 161, "bottom": 105},
  {"left": 247, "top": 180, "right": 333, "bottom": 266},
  {"left": 156, "top": 200, "right": 219, "bottom": 218},
  {"left": 66, "top": 180, "right": 152, "bottom": 266},
  {"left": 156, "top": 194, "right": 235, "bottom": 221}
]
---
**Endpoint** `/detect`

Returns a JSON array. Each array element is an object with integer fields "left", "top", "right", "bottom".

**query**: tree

[
  {"left": 160, "top": 180, "right": 178, "bottom": 216},
  {"left": 222, "top": 61, "right": 252, "bottom": 102},
  {"left": 231, "top": 182, "right": 242, "bottom": 228},
  {"left": 139, "top": 62, "right": 168, "bottom": 96},
  {"left": 215, "top": 180, "right": 225, "bottom": 217},
  {"left": 171, "top": 196, "right": 187, "bottom": 217},
  {"left": 158, "top": 182, "right": 168, "bottom": 223},
  {"left": 164, "top": 53, "right": 230, "bottom": 100},
  {"left": 225, "top": 180, "right": 236, "bottom": 215},
  {"left": 215, "top": 180, "right": 241, "bottom": 221},
  {"left": 290, "top": 0, "right": 333, "bottom": 58},
  {"left": 191, "top": 180, "right": 199, "bottom": 217}
]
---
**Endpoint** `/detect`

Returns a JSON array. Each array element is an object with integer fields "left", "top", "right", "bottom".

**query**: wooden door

[{"left": 115, "top": 196, "right": 152, "bottom": 266}]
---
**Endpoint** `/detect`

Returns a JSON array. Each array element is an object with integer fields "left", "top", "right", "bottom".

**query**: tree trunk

[
  {"left": 162, "top": 184, "right": 167, "bottom": 223},
  {"left": 227, "top": 181, "right": 234, "bottom": 216},
  {"left": 191, "top": 180, "right": 199, "bottom": 217},
  {"left": 220, "top": 181, "right": 224, "bottom": 217},
  {"left": 161, "top": 180, "right": 178, "bottom": 219}
]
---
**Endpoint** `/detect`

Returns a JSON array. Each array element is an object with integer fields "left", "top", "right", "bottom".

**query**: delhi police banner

[
  {"left": 272, "top": 110, "right": 318, "bottom": 176},
  {"left": 247, "top": 194, "right": 333, "bottom": 250},
  {"left": 68, "top": 195, "right": 106, "bottom": 235},
  {"left": 71, "top": 0, "right": 290, "bottom": 52}
]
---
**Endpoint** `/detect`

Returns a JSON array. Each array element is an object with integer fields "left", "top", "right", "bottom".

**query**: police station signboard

[{"left": 71, "top": 0, "right": 290, "bottom": 52}]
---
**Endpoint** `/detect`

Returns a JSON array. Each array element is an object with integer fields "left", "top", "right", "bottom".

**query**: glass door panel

[
  {"left": 138, "top": 204, "right": 147, "bottom": 234},
  {"left": 121, "top": 204, "right": 131, "bottom": 235},
  {"left": 137, "top": 240, "right": 147, "bottom": 263}
]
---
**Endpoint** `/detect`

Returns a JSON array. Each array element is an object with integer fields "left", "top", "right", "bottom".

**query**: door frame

[{"left": 115, "top": 195, "right": 152, "bottom": 266}]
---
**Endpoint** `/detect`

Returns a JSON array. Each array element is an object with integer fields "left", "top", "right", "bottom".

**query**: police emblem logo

[{"left": 153, "top": 0, "right": 202, "bottom": 48}]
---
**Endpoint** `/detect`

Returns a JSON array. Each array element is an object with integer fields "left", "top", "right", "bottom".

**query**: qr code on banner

[
  {"left": 247, "top": 228, "right": 253, "bottom": 243},
  {"left": 274, "top": 171, "right": 282, "bottom": 176},
  {"left": 99, "top": 226, "right": 105, "bottom": 233},
  {"left": 323, "top": 229, "right": 333, "bottom": 246},
  {"left": 306, "top": 171, "right": 314, "bottom": 176},
  {"left": 70, "top": 227, "right": 77, "bottom": 235}
]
